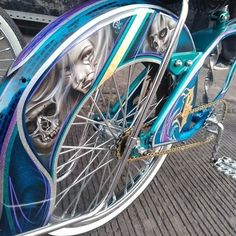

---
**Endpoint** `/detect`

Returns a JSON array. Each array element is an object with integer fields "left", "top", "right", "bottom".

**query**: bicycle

[{"left": 0, "top": 0, "right": 235, "bottom": 235}]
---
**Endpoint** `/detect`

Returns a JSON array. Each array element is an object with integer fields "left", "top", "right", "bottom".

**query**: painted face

[
  {"left": 149, "top": 13, "right": 176, "bottom": 53},
  {"left": 25, "top": 39, "right": 98, "bottom": 155},
  {"left": 67, "top": 39, "right": 97, "bottom": 93}
]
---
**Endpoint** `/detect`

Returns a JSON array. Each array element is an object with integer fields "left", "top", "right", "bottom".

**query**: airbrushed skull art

[
  {"left": 149, "top": 13, "right": 176, "bottom": 53},
  {"left": 25, "top": 27, "right": 112, "bottom": 156},
  {"left": 26, "top": 99, "right": 60, "bottom": 154},
  {"left": 25, "top": 39, "right": 97, "bottom": 155}
]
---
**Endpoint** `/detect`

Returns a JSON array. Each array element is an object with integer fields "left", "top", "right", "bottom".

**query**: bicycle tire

[
  {"left": 0, "top": 1, "right": 195, "bottom": 235},
  {"left": 0, "top": 7, "right": 25, "bottom": 79},
  {"left": 45, "top": 4, "right": 193, "bottom": 236},
  {"left": 49, "top": 61, "right": 172, "bottom": 236}
]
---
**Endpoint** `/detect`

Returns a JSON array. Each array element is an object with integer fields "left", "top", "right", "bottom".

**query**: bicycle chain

[{"left": 116, "top": 99, "right": 227, "bottom": 162}]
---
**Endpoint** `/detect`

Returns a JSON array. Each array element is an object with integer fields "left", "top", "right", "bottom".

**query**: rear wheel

[
  {"left": 51, "top": 61, "right": 171, "bottom": 235},
  {"left": 0, "top": 7, "right": 25, "bottom": 79},
  {"left": 18, "top": 3, "right": 193, "bottom": 235}
]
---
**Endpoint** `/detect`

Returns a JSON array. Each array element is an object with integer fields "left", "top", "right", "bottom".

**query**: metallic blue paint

[{"left": 0, "top": 1, "right": 235, "bottom": 235}]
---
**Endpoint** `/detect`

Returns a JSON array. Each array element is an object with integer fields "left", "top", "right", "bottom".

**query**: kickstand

[{"left": 206, "top": 116, "right": 224, "bottom": 163}]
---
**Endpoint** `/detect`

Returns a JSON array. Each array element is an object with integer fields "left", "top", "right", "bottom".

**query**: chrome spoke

[
  {"left": 145, "top": 115, "right": 158, "bottom": 125},
  {"left": 112, "top": 75, "right": 127, "bottom": 126},
  {"left": 59, "top": 131, "right": 99, "bottom": 156},
  {"left": 134, "top": 66, "right": 151, "bottom": 117},
  {"left": 61, "top": 145, "right": 110, "bottom": 151},
  {"left": 98, "top": 86, "right": 111, "bottom": 119},
  {"left": 128, "top": 168, "right": 135, "bottom": 186},
  {"left": 129, "top": 67, "right": 153, "bottom": 127},
  {"left": 123, "top": 65, "right": 133, "bottom": 130},
  {"left": 131, "top": 162, "right": 142, "bottom": 173},
  {"left": 90, "top": 96, "right": 118, "bottom": 139},
  {"left": 124, "top": 166, "right": 130, "bottom": 194},
  {"left": 0, "top": 58, "right": 14, "bottom": 62},
  {"left": 76, "top": 115, "right": 101, "bottom": 125},
  {"left": 115, "top": 96, "right": 147, "bottom": 124},
  {"left": 77, "top": 89, "right": 101, "bottom": 146},
  {"left": 0, "top": 48, "right": 10, "bottom": 53},
  {"left": 72, "top": 122, "right": 89, "bottom": 125},
  {"left": 76, "top": 115, "right": 121, "bottom": 132},
  {"left": 146, "top": 96, "right": 168, "bottom": 119},
  {"left": 129, "top": 105, "right": 144, "bottom": 128},
  {"left": 56, "top": 152, "right": 113, "bottom": 208},
  {"left": 69, "top": 137, "right": 100, "bottom": 217},
  {"left": 57, "top": 138, "right": 113, "bottom": 172},
  {"left": 105, "top": 87, "right": 113, "bottom": 119}
]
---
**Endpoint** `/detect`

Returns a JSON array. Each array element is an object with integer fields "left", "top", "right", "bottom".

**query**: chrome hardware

[
  {"left": 206, "top": 116, "right": 225, "bottom": 162},
  {"left": 174, "top": 59, "right": 183, "bottom": 67},
  {"left": 185, "top": 60, "right": 193, "bottom": 66},
  {"left": 215, "top": 156, "right": 236, "bottom": 179}
]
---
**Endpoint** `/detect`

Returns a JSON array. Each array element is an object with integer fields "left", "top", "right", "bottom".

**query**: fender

[{"left": 0, "top": 1, "right": 194, "bottom": 235}]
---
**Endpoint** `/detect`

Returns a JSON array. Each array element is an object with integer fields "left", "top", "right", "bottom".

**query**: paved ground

[
  {"left": 22, "top": 33, "right": 236, "bottom": 235},
  {"left": 80, "top": 68, "right": 236, "bottom": 236},
  {"left": 79, "top": 112, "right": 236, "bottom": 236}
]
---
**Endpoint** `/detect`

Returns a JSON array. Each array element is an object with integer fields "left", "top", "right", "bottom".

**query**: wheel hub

[{"left": 115, "top": 128, "right": 132, "bottom": 159}]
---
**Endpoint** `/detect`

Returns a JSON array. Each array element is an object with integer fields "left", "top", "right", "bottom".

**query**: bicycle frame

[
  {"left": 0, "top": 0, "right": 236, "bottom": 235},
  {"left": 151, "top": 20, "right": 236, "bottom": 145}
]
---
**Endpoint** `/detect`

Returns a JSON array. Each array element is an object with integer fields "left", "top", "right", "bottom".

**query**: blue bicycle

[{"left": 0, "top": 0, "right": 235, "bottom": 235}]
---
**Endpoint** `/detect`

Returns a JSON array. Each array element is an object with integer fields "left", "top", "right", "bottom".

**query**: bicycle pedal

[{"left": 214, "top": 156, "right": 236, "bottom": 179}]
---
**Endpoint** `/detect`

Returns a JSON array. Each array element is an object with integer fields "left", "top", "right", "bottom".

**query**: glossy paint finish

[
  {"left": 0, "top": 1, "right": 194, "bottom": 235},
  {"left": 152, "top": 20, "right": 236, "bottom": 147},
  {"left": 0, "top": 1, "right": 235, "bottom": 235}
]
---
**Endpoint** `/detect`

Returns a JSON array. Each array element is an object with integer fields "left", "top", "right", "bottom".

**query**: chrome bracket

[
  {"left": 206, "top": 116, "right": 236, "bottom": 179},
  {"left": 214, "top": 156, "right": 236, "bottom": 179},
  {"left": 205, "top": 116, "right": 224, "bottom": 162}
]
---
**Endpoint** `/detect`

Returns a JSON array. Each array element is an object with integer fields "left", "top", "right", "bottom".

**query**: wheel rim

[
  {"left": 18, "top": 4, "right": 192, "bottom": 234},
  {"left": 0, "top": 14, "right": 23, "bottom": 79},
  {"left": 52, "top": 60, "right": 170, "bottom": 231}
]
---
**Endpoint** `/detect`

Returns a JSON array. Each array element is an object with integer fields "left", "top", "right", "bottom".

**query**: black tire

[
  {"left": 0, "top": 6, "right": 25, "bottom": 78},
  {"left": 0, "top": 7, "right": 25, "bottom": 48}
]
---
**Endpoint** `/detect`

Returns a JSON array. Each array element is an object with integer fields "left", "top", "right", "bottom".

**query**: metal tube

[
  {"left": 20, "top": 1, "right": 190, "bottom": 235},
  {"left": 106, "top": 0, "right": 190, "bottom": 200}
]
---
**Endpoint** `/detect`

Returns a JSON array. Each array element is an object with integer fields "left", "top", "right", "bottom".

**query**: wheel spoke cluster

[
  {"left": 53, "top": 62, "right": 165, "bottom": 222},
  {"left": 0, "top": 32, "right": 15, "bottom": 79}
]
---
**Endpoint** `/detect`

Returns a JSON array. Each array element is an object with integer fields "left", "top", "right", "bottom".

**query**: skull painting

[
  {"left": 25, "top": 26, "right": 112, "bottom": 156},
  {"left": 25, "top": 39, "right": 98, "bottom": 155},
  {"left": 149, "top": 13, "right": 176, "bottom": 53},
  {"left": 26, "top": 99, "right": 60, "bottom": 155}
]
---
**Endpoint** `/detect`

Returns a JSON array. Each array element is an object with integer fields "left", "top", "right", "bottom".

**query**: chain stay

[{"left": 116, "top": 99, "right": 227, "bottom": 162}]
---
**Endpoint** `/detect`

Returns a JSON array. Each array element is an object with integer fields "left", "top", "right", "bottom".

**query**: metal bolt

[
  {"left": 174, "top": 60, "right": 183, "bottom": 67},
  {"left": 138, "top": 147, "right": 147, "bottom": 155},
  {"left": 219, "top": 14, "right": 229, "bottom": 22},
  {"left": 185, "top": 60, "right": 193, "bottom": 66}
]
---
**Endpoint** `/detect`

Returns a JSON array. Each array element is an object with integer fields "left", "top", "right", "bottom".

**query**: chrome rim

[
  {"left": 52, "top": 61, "right": 170, "bottom": 230},
  {"left": 0, "top": 14, "right": 22, "bottom": 79}
]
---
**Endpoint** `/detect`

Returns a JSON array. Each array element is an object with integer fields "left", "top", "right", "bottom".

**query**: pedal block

[{"left": 214, "top": 156, "right": 236, "bottom": 179}]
